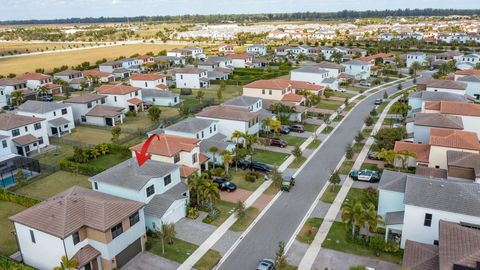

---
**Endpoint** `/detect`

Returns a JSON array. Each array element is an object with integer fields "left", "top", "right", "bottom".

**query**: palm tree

[
  {"left": 10, "top": 90, "right": 25, "bottom": 106},
  {"left": 395, "top": 149, "right": 416, "bottom": 169},
  {"left": 364, "top": 203, "right": 384, "bottom": 241},
  {"left": 231, "top": 130, "right": 244, "bottom": 145},
  {"left": 200, "top": 180, "right": 220, "bottom": 208},
  {"left": 341, "top": 199, "right": 366, "bottom": 240},
  {"left": 53, "top": 256, "right": 78, "bottom": 270},
  {"left": 209, "top": 146, "right": 219, "bottom": 169},
  {"left": 377, "top": 148, "right": 396, "bottom": 167},
  {"left": 331, "top": 51, "right": 343, "bottom": 64},
  {"left": 188, "top": 173, "right": 204, "bottom": 207},
  {"left": 221, "top": 150, "right": 233, "bottom": 175},
  {"left": 37, "top": 86, "right": 49, "bottom": 97},
  {"left": 261, "top": 118, "right": 272, "bottom": 135},
  {"left": 270, "top": 119, "right": 282, "bottom": 137},
  {"left": 410, "top": 61, "right": 422, "bottom": 77}
]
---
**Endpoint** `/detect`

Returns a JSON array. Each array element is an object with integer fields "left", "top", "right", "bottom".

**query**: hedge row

[
  {"left": 0, "top": 256, "right": 34, "bottom": 270},
  {"left": 0, "top": 189, "right": 39, "bottom": 208}
]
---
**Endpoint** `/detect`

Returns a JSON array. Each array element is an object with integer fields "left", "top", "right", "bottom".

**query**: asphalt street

[{"left": 217, "top": 74, "right": 429, "bottom": 270}]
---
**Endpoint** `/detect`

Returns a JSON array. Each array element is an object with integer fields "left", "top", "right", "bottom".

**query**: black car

[
  {"left": 279, "top": 125, "right": 290, "bottom": 134},
  {"left": 239, "top": 160, "right": 272, "bottom": 172},
  {"left": 213, "top": 178, "right": 237, "bottom": 192},
  {"left": 39, "top": 95, "right": 53, "bottom": 102},
  {"left": 289, "top": 124, "right": 304, "bottom": 133},
  {"left": 2, "top": 105, "right": 14, "bottom": 111}
]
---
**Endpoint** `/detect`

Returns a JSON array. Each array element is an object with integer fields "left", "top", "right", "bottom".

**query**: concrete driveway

[
  {"left": 121, "top": 252, "right": 180, "bottom": 270},
  {"left": 313, "top": 249, "right": 399, "bottom": 270}
]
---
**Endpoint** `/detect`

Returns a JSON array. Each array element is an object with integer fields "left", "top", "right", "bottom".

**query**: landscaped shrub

[
  {"left": 0, "top": 256, "right": 34, "bottom": 270},
  {"left": 60, "top": 159, "right": 104, "bottom": 176},
  {"left": 0, "top": 189, "right": 39, "bottom": 207},
  {"left": 180, "top": 88, "right": 192, "bottom": 95},
  {"left": 383, "top": 241, "right": 400, "bottom": 253},
  {"left": 187, "top": 206, "right": 199, "bottom": 219},
  {"left": 245, "top": 171, "right": 261, "bottom": 182},
  {"left": 211, "top": 168, "right": 225, "bottom": 177},
  {"left": 125, "top": 111, "right": 137, "bottom": 117}
]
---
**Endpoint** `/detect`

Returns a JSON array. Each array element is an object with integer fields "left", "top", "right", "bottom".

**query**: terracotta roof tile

[
  {"left": 440, "top": 101, "right": 480, "bottom": 117},
  {"left": 180, "top": 166, "right": 198, "bottom": 178},
  {"left": 197, "top": 105, "right": 258, "bottom": 122},
  {"left": 199, "top": 153, "right": 209, "bottom": 164},
  {"left": 127, "top": 97, "right": 143, "bottom": 106},
  {"left": 244, "top": 80, "right": 291, "bottom": 90},
  {"left": 130, "top": 134, "right": 199, "bottom": 157},
  {"left": 16, "top": 73, "right": 52, "bottom": 81},
  {"left": 427, "top": 80, "right": 467, "bottom": 90},
  {"left": 424, "top": 101, "right": 441, "bottom": 110},
  {"left": 394, "top": 141, "right": 431, "bottom": 163},
  {"left": 0, "top": 114, "right": 43, "bottom": 131},
  {"left": 430, "top": 128, "right": 480, "bottom": 151},
  {"left": 97, "top": 84, "right": 140, "bottom": 95},
  {"left": 72, "top": 245, "right": 100, "bottom": 268},
  {"left": 226, "top": 53, "right": 252, "bottom": 59},
  {"left": 83, "top": 70, "right": 112, "bottom": 78},
  {"left": 456, "top": 69, "right": 480, "bottom": 76},
  {"left": 130, "top": 73, "right": 165, "bottom": 81},
  {"left": 281, "top": 93, "right": 304, "bottom": 102}
]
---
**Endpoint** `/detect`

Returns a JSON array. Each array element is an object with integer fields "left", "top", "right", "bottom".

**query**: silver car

[{"left": 257, "top": 259, "right": 275, "bottom": 270}]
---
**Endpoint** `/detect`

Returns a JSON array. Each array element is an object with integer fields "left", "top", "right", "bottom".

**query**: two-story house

[
  {"left": 226, "top": 53, "right": 254, "bottom": 68},
  {"left": 97, "top": 84, "right": 143, "bottom": 112},
  {"left": 196, "top": 105, "right": 260, "bottom": 138},
  {"left": 129, "top": 73, "right": 168, "bottom": 90},
  {"left": 218, "top": 44, "right": 234, "bottom": 54},
  {"left": 406, "top": 52, "right": 428, "bottom": 68},
  {"left": 174, "top": 67, "right": 209, "bottom": 89},
  {"left": 407, "top": 113, "right": 464, "bottom": 144},
  {"left": 9, "top": 186, "right": 146, "bottom": 270},
  {"left": 99, "top": 61, "right": 130, "bottom": 79},
  {"left": 141, "top": 89, "right": 180, "bottom": 107},
  {"left": 407, "top": 91, "right": 469, "bottom": 117},
  {"left": 90, "top": 159, "right": 188, "bottom": 229},
  {"left": 425, "top": 80, "right": 467, "bottom": 95},
  {"left": 53, "top": 70, "right": 89, "bottom": 90},
  {"left": 64, "top": 94, "right": 125, "bottom": 127},
  {"left": 17, "top": 100, "right": 75, "bottom": 137},
  {"left": 290, "top": 66, "right": 333, "bottom": 87},
  {"left": 243, "top": 79, "right": 314, "bottom": 105},
  {"left": 15, "top": 73, "right": 54, "bottom": 90},
  {"left": 457, "top": 75, "right": 480, "bottom": 100},
  {"left": 83, "top": 70, "right": 115, "bottom": 84},
  {"left": 0, "top": 78, "right": 28, "bottom": 107},
  {"left": 341, "top": 60, "right": 372, "bottom": 80},
  {"left": 246, "top": 44, "right": 267, "bottom": 56}
]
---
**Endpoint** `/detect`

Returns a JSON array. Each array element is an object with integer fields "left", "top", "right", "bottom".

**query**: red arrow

[{"left": 134, "top": 134, "right": 160, "bottom": 167}]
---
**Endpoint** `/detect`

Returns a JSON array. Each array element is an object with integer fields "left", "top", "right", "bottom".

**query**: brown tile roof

[
  {"left": 0, "top": 114, "right": 43, "bottom": 131},
  {"left": 127, "top": 97, "right": 143, "bottom": 106},
  {"left": 394, "top": 141, "right": 431, "bottom": 163},
  {"left": 447, "top": 150, "right": 480, "bottom": 177},
  {"left": 430, "top": 128, "right": 480, "bottom": 151},
  {"left": 226, "top": 53, "right": 252, "bottom": 60},
  {"left": 414, "top": 113, "right": 463, "bottom": 129},
  {"left": 357, "top": 53, "right": 394, "bottom": 62},
  {"left": 0, "top": 78, "right": 26, "bottom": 86},
  {"left": 44, "top": 83, "right": 62, "bottom": 90},
  {"left": 64, "top": 93, "right": 105, "bottom": 104},
  {"left": 424, "top": 101, "right": 441, "bottom": 110},
  {"left": 97, "top": 84, "right": 140, "bottom": 95},
  {"left": 439, "top": 220, "right": 480, "bottom": 270},
  {"left": 196, "top": 105, "right": 259, "bottom": 122},
  {"left": 83, "top": 70, "right": 112, "bottom": 78},
  {"left": 9, "top": 186, "right": 144, "bottom": 239},
  {"left": 130, "top": 73, "right": 164, "bottom": 81},
  {"left": 281, "top": 93, "right": 304, "bottom": 103},
  {"left": 16, "top": 73, "right": 52, "bottom": 81},
  {"left": 244, "top": 80, "right": 291, "bottom": 90},
  {"left": 415, "top": 166, "right": 447, "bottom": 179},
  {"left": 72, "top": 245, "right": 100, "bottom": 268},
  {"left": 277, "top": 79, "right": 324, "bottom": 91},
  {"left": 456, "top": 69, "right": 480, "bottom": 76},
  {"left": 86, "top": 105, "right": 124, "bottom": 118},
  {"left": 440, "top": 101, "right": 480, "bottom": 117},
  {"left": 427, "top": 80, "right": 467, "bottom": 90},
  {"left": 156, "top": 84, "right": 168, "bottom": 90},
  {"left": 130, "top": 134, "right": 199, "bottom": 157},
  {"left": 402, "top": 240, "right": 439, "bottom": 270},
  {"left": 180, "top": 165, "right": 198, "bottom": 178},
  {"left": 199, "top": 153, "right": 209, "bottom": 164},
  {"left": 173, "top": 67, "right": 206, "bottom": 74},
  {"left": 12, "top": 134, "right": 39, "bottom": 146}
]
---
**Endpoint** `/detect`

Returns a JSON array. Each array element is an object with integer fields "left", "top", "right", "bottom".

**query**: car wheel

[{"left": 227, "top": 189, "right": 231, "bottom": 193}]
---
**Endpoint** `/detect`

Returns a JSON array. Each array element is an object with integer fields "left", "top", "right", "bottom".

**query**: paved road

[{"left": 218, "top": 74, "right": 429, "bottom": 270}]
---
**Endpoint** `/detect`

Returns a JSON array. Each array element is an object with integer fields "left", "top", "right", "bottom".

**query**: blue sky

[{"left": 2, "top": 0, "right": 479, "bottom": 21}]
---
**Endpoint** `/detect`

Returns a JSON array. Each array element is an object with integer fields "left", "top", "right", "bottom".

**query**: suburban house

[
  {"left": 407, "top": 91, "right": 469, "bottom": 117},
  {"left": 97, "top": 84, "right": 143, "bottom": 112},
  {"left": 174, "top": 67, "right": 209, "bottom": 89},
  {"left": 262, "top": 99, "right": 308, "bottom": 122},
  {"left": 316, "top": 61, "right": 345, "bottom": 77},
  {"left": 457, "top": 75, "right": 480, "bottom": 100},
  {"left": 218, "top": 44, "right": 234, "bottom": 54},
  {"left": 425, "top": 80, "right": 467, "bottom": 95},
  {"left": 99, "top": 61, "right": 130, "bottom": 79},
  {"left": 403, "top": 220, "right": 480, "bottom": 270},
  {"left": 456, "top": 53, "right": 480, "bottom": 70},
  {"left": 429, "top": 128, "right": 480, "bottom": 169},
  {"left": 377, "top": 170, "right": 480, "bottom": 249},
  {"left": 129, "top": 134, "right": 206, "bottom": 178},
  {"left": 15, "top": 73, "right": 55, "bottom": 90},
  {"left": 129, "top": 73, "right": 168, "bottom": 90},
  {"left": 83, "top": 70, "right": 115, "bottom": 83},
  {"left": 196, "top": 105, "right": 260, "bottom": 137},
  {"left": 9, "top": 186, "right": 146, "bottom": 270},
  {"left": 64, "top": 94, "right": 125, "bottom": 127},
  {"left": 434, "top": 50, "right": 463, "bottom": 62},
  {"left": 406, "top": 52, "right": 427, "bottom": 68},
  {"left": 290, "top": 66, "right": 331, "bottom": 85},
  {"left": 141, "top": 89, "right": 180, "bottom": 107},
  {"left": 454, "top": 69, "right": 480, "bottom": 81},
  {"left": 0, "top": 78, "right": 28, "bottom": 107},
  {"left": 167, "top": 47, "right": 204, "bottom": 59},
  {"left": 242, "top": 80, "right": 306, "bottom": 105},
  {"left": 90, "top": 158, "right": 188, "bottom": 230},
  {"left": 137, "top": 55, "right": 155, "bottom": 65},
  {"left": 357, "top": 53, "right": 396, "bottom": 65},
  {"left": 17, "top": 100, "right": 75, "bottom": 137},
  {"left": 154, "top": 56, "right": 185, "bottom": 67},
  {"left": 341, "top": 60, "right": 372, "bottom": 80},
  {"left": 53, "top": 70, "right": 89, "bottom": 90},
  {"left": 406, "top": 113, "right": 464, "bottom": 144},
  {"left": 118, "top": 58, "right": 143, "bottom": 73},
  {"left": 394, "top": 141, "right": 431, "bottom": 168},
  {"left": 0, "top": 113, "right": 49, "bottom": 157},
  {"left": 222, "top": 95, "right": 274, "bottom": 124},
  {"left": 226, "top": 53, "right": 254, "bottom": 68},
  {"left": 203, "top": 56, "right": 233, "bottom": 69},
  {"left": 246, "top": 44, "right": 267, "bottom": 56}
]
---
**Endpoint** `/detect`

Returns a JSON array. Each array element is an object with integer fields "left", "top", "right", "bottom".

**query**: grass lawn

[
  {"left": 230, "top": 207, "right": 260, "bottom": 232},
  {"left": 352, "top": 143, "right": 365, "bottom": 154},
  {"left": 362, "top": 128, "right": 373, "bottom": 138},
  {"left": 147, "top": 237, "right": 221, "bottom": 269},
  {"left": 288, "top": 156, "right": 307, "bottom": 169},
  {"left": 321, "top": 126, "right": 334, "bottom": 134},
  {"left": 332, "top": 91, "right": 355, "bottom": 99},
  {"left": 122, "top": 113, "right": 155, "bottom": 130},
  {"left": 15, "top": 171, "right": 91, "bottom": 200},
  {"left": 86, "top": 152, "right": 130, "bottom": 171},
  {"left": 338, "top": 160, "right": 355, "bottom": 175},
  {"left": 121, "top": 135, "right": 148, "bottom": 147},
  {"left": 63, "top": 126, "right": 130, "bottom": 146},
  {"left": 344, "top": 85, "right": 367, "bottom": 92},
  {"left": 172, "top": 85, "right": 242, "bottom": 104},
  {"left": 307, "top": 139, "right": 322, "bottom": 150},
  {"left": 322, "top": 221, "right": 403, "bottom": 264},
  {"left": 303, "top": 123, "right": 319, "bottom": 133},
  {"left": 263, "top": 182, "right": 280, "bottom": 195},
  {"left": 251, "top": 149, "right": 289, "bottom": 166},
  {"left": 375, "top": 102, "right": 389, "bottom": 114},
  {"left": 361, "top": 163, "right": 382, "bottom": 172},
  {"left": 320, "top": 185, "right": 341, "bottom": 204},
  {"left": 229, "top": 170, "right": 263, "bottom": 191},
  {"left": 316, "top": 100, "right": 343, "bottom": 111},
  {"left": 296, "top": 218, "right": 323, "bottom": 244},
  {"left": 333, "top": 115, "right": 344, "bottom": 122},
  {"left": 156, "top": 106, "right": 181, "bottom": 118},
  {"left": 282, "top": 135, "right": 306, "bottom": 147},
  {"left": 203, "top": 200, "right": 236, "bottom": 227},
  {"left": 344, "top": 187, "right": 374, "bottom": 206},
  {"left": 0, "top": 201, "right": 26, "bottom": 256},
  {"left": 382, "top": 118, "right": 395, "bottom": 126},
  {"left": 35, "top": 144, "right": 74, "bottom": 166}
]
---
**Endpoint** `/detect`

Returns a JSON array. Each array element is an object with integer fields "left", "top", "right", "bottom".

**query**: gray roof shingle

[
  {"left": 293, "top": 66, "right": 330, "bottom": 74},
  {"left": 408, "top": 91, "right": 469, "bottom": 102},
  {"left": 378, "top": 170, "right": 408, "bottom": 192},
  {"left": 144, "top": 182, "right": 188, "bottom": 218},
  {"left": 199, "top": 133, "right": 233, "bottom": 153},
  {"left": 18, "top": 100, "right": 69, "bottom": 114},
  {"left": 141, "top": 89, "right": 178, "bottom": 98},
  {"left": 414, "top": 113, "right": 463, "bottom": 129},
  {"left": 166, "top": 117, "right": 216, "bottom": 134},
  {"left": 223, "top": 96, "right": 260, "bottom": 107}
]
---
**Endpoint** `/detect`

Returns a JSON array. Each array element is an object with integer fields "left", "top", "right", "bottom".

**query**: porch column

[
  {"left": 58, "top": 130, "right": 61, "bottom": 138},
  {"left": 111, "top": 118, "right": 116, "bottom": 127},
  {"left": 120, "top": 115, "right": 124, "bottom": 124},
  {"left": 22, "top": 146, "right": 26, "bottom": 157}
]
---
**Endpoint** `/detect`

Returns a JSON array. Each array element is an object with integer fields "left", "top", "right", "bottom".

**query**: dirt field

[
  {"left": 0, "top": 43, "right": 181, "bottom": 75},
  {"left": 0, "top": 42, "right": 98, "bottom": 55}
]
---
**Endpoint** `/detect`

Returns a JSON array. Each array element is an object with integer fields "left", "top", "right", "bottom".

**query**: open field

[
  {"left": 0, "top": 43, "right": 180, "bottom": 75},
  {"left": 0, "top": 42, "right": 99, "bottom": 56}
]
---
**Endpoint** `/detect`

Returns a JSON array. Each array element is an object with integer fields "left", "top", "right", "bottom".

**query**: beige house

[{"left": 243, "top": 79, "right": 321, "bottom": 105}]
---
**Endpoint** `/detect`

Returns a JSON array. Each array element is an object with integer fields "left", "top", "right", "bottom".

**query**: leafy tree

[
  {"left": 196, "top": 90, "right": 204, "bottom": 102},
  {"left": 37, "top": 86, "right": 49, "bottom": 97},
  {"left": 261, "top": 118, "right": 272, "bottom": 135},
  {"left": 395, "top": 149, "right": 416, "bottom": 169},
  {"left": 156, "top": 223, "right": 176, "bottom": 254},
  {"left": 274, "top": 241, "right": 288, "bottom": 270},
  {"left": 234, "top": 200, "right": 246, "bottom": 220},
  {"left": 329, "top": 170, "right": 341, "bottom": 191},
  {"left": 365, "top": 203, "right": 384, "bottom": 241},
  {"left": 377, "top": 148, "right": 396, "bottom": 166},
  {"left": 410, "top": 61, "right": 422, "bottom": 77},
  {"left": 200, "top": 178, "right": 220, "bottom": 208},
  {"left": 369, "top": 236, "right": 386, "bottom": 257},
  {"left": 390, "top": 102, "right": 410, "bottom": 118},
  {"left": 330, "top": 51, "right": 343, "bottom": 64},
  {"left": 209, "top": 146, "right": 219, "bottom": 169},
  {"left": 270, "top": 119, "right": 282, "bottom": 137},
  {"left": 10, "top": 91, "right": 25, "bottom": 106},
  {"left": 324, "top": 90, "right": 333, "bottom": 99},
  {"left": 73, "top": 147, "right": 88, "bottom": 163},
  {"left": 271, "top": 166, "right": 283, "bottom": 188},
  {"left": 111, "top": 126, "right": 121, "bottom": 143},
  {"left": 374, "top": 128, "right": 406, "bottom": 150},
  {"left": 53, "top": 256, "right": 78, "bottom": 270},
  {"left": 345, "top": 144, "right": 354, "bottom": 159},
  {"left": 233, "top": 147, "right": 247, "bottom": 171},
  {"left": 188, "top": 173, "right": 205, "bottom": 207},
  {"left": 148, "top": 106, "right": 162, "bottom": 123},
  {"left": 355, "top": 131, "right": 364, "bottom": 143},
  {"left": 383, "top": 90, "right": 388, "bottom": 99},
  {"left": 291, "top": 145, "right": 302, "bottom": 159},
  {"left": 370, "top": 109, "right": 378, "bottom": 117},
  {"left": 178, "top": 103, "right": 190, "bottom": 117}
]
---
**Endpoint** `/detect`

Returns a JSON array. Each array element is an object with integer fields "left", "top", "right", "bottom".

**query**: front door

[
  {"left": 16, "top": 146, "right": 24, "bottom": 156},
  {"left": 105, "top": 118, "right": 113, "bottom": 126},
  {"left": 51, "top": 127, "right": 58, "bottom": 135}
]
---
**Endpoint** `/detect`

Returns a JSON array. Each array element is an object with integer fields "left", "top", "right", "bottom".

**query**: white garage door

[{"left": 163, "top": 200, "right": 186, "bottom": 224}]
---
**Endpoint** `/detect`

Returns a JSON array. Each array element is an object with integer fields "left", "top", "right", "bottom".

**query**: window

[
  {"left": 34, "top": 123, "right": 41, "bottom": 130},
  {"left": 209, "top": 127, "right": 212, "bottom": 133},
  {"left": 146, "top": 184, "right": 155, "bottom": 197},
  {"left": 30, "top": 230, "right": 36, "bottom": 243},
  {"left": 61, "top": 108, "right": 67, "bottom": 115},
  {"left": 201, "top": 131, "right": 204, "bottom": 138},
  {"left": 101, "top": 98, "right": 105, "bottom": 104},
  {"left": 192, "top": 153, "right": 197, "bottom": 163},
  {"left": 269, "top": 90, "right": 272, "bottom": 95},
  {"left": 213, "top": 125, "right": 216, "bottom": 132},
  {"left": 24, "top": 126, "right": 28, "bottom": 132},
  {"left": 145, "top": 82, "right": 148, "bottom": 87},
  {"left": 38, "top": 137, "right": 44, "bottom": 145},
  {"left": 135, "top": 90, "right": 139, "bottom": 96},
  {"left": 114, "top": 96, "right": 117, "bottom": 102},
  {"left": 174, "top": 153, "right": 180, "bottom": 163},
  {"left": 81, "top": 116, "right": 86, "bottom": 122},
  {"left": 12, "top": 129, "right": 20, "bottom": 137},
  {"left": 262, "top": 89, "right": 265, "bottom": 95},
  {"left": 53, "top": 111, "right": 56, "bottom": 117},
  {"left": 72, "top": 231, "right": 80, "bottom": 245},
  {"left": 111, "top": 223, "right": 123, "bottom": 239},
  {"left": 94, "top": 182, "right": 98, "bottom": 190},
  {"left": 164, "top": 174, "right": 172, "bottom": 186},
  {"left": 1, "top": 140, "right": 6, "bottom": 148},
  {"left": 433, "top": 240, "right": 439, "bottom": 246},
  {"left": 129, "top": 212, "right": 140, "bottom": 227},
  {"left": 196, "top": 134, "right": 199, "bottom": 139},
  {"left": 87, "top": 102, "right": 92, "bottom": 108},
  {"left": 424, "top": 213, "right": 432, "bottom": 227}
]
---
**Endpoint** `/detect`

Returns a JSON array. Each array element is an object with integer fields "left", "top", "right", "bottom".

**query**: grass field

[
  {"left": 251, "top": 149, "right": 289, "bottom": 166},
  {"left": 307, "top": 139, "right": 322, "bottom": 150},
  {"left": 0, "top": 201, "right": 26, "bottom": 256},
  {"left": 203, "top": 200, "right": 236, "bottom": 227},
  {"left": 0, "top": 42, "right": 100, "bottom": 56},
  {"left": 296, "top": 218, "right": 323, "bottom": 244},
  {"left": 35, "top": 143, "right": 74, "bottom": 166},
  {"left": 62, "top": 125, "right": 130, "bottom": 145},
  {"left": 229, "top": 170, "right": 264, "bottom": 191},
  {"left": 230, "top": 207, "right": 260, "bottom": 232},
  {"left": 87, "top": 152, "right": 130, "bottom": 171},
  {"left": 0, "top": 43, "right": 180, "bottom": 75},
  {"left": 15, "top": 171, "right": 91, "bottom": 200},
  {"left": 321, "top": 185, "right": 341, "bottom": 204}
]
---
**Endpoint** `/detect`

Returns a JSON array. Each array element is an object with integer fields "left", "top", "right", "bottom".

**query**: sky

[{"left": 2, "top": 0, "right": 479, "bottom": 21}]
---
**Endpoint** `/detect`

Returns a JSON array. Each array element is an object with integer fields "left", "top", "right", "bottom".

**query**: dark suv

[
  {"left": 239, "top": 160, "right": 272, "bottom": 172},
  {"left": 289, "top": 124, "right": 304, "bottom": 133},
  {"left": 270, "top": 138, "right": 288, "bottom": 148},
  {"left": 213, "top": 178, "right": 237, "bottom": 192}
]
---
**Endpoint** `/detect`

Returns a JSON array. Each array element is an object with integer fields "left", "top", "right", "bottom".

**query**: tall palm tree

[
  {"left": 341, "top": 200, "right": 366, "bottom": 240},
  {"left": 10, "top": 90, "right": 25, "bottom": 106},
  {"left": 364, "top": 203, "right": 384, "bottom": 241},
  {"left": 244, "top": 133, "right": 258, "bottom": 155},
  {"left": 270, "top": 119, "right": 282, "bottom": 137},
  {"left": 187, "top": 173, "right": 204, "bottom": 207},
  {"left": 53, "top": 256, "right": 78, "bottom": 270},
  {"left": 158, "top": 223, "right": 176, "bottom": 254},
  {"left": 261, "top": 118, "right": 272, "bottom": 135},
  {"left": 410, "top": 61, "right": 422, "bottom": 77},
  {"left": 221, "top": 150, "right": 233, "bottom": 175},
  {"left": 209, "top": 146, "right": 219, "bottom": 169},
  {"left": 231, "top": 130, "right": 244, "bottom": 145},
  {"left": 200, "top": 180, "right": 220, "bottom": 208},
  {"left": 395, "top": 149, "right": 416, "bottom": 170}
]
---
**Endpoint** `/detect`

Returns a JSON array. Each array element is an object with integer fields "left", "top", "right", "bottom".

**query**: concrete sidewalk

[{"left": 297, "top": 95, "right": 401, "bottom": 270}]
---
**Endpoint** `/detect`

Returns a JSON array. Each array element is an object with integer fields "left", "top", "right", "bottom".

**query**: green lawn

[
  {"left": 122, "top": 112, "right": 155, "bottom": 130},
  {"left": 316, "top": 100, "right": 343, "bottom": 111},
  {"left": 338, "top": 160, "right": 355, "bottom": 175},
  {"left": 203, "top": 200, "right": 236, "bottom": 226},
  {"left": 303, "top": 123, "right": 319, "bottom": 132},
  {"left": 344, "top": 187, "right": 376, "bottom": 206},
  {"left": 86, "top": 152, "right": 130, "bottom": 170},
  {"left": 288, "top": 156, "right": 307, "bottom": 169},
  {"left": 307, "top": 139, "right": 322, "bottom": 150},
  {"left": 281, "top": 135, "right": 306, "bottom": 147},
  {"left": 62, "top": 126, "right": 130, "bottom": 145},
  {"left": 362, "top": 129, "right": 373, "bottom": 138},
  {"left": 121, "top": 134, "right": 148, "bottom": 147},
  {"left": 229, "top": 170, "right": 264, "bottom": 191},
  {"left": 333, "top": 115, "right": 344, "bottom": 122},
  {"left": 147, "top": 237, "right": 221, "bottom": 269},
  {"left": 332, "top": 91, "right": 355, "bottom": 99},
  {"left": 344, "top": 85, "right": 368, "bottom": 92},
  {"left": 251, "top": 149, "right": 289, "bottom": 166},
  {"left": 35, "top": 144, "right": 74, "bottom": 166},
  {"left": 0, "top": 201, "right": 26, "bottom": 256},
  {"left": 321, "top": 126, "right": 334, "bottom": 134},
  {"left": 172, "top": 85, "right": 242, "bottom": 103},
  {"left": 296, "top": 218, "right": 323, "bottom": 244},
  {"left": 361, "top": 163, "right": 382, "bottom": 171},
  {"left": 15, "top": 171, "right": 91, "bottom": 200},
  {"left": 322, "top": 221, "right": 403, "bottom": 264},
  {"left": 320, "top": 185, "right": 341, "bottom": 204},
  {"left": 231, "top": 207, "right": 260, "bottom": 232},
  {"left": 352, "top": 143, "right": 365, "bottom": 154},
  {"left": 375, "top": 102, "right": 389, "bottom": 114},
  {"left": 156, "top": 106, "right": 181, "bottom": 118}
]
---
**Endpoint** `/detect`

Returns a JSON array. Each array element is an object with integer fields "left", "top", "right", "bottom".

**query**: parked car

[
  {"left": 367, "top": 151, "right": 379, "bottom": 160},
  {"left": 257, "top": 259, "right": 275, "bottom": 270},
  {"left": 2, "top": 105, "right": 14, "bottom": 111},
  {"left": 270, "top": 138, "right": 288, "bottom": 148},
  {"left": 213, "top": 178, "right": 237, "bottom": 192},
  {"left": 238, "top": 160, "right": 272, "bottom": 172},
  {"left": 289, "top": 124, "right": 304, "bottom": 133},
  {"left": 374, "top": 99, "right": 383, "bottom": 105},
  {"left": 279, "top": 125, "right": 290, "bottom": 134},
  {"left": 350, "top": 169, "right": 380, "bottom": 182},
  {"left": 281, "top": 175, "right": 295, "bottom": 191},
  {"left": 359, "top": 80, "right": 372, "bottom": 87},
  {"left": 39, "top": 95, "right": 53, "bottom": 102},
  {"left": 392, "top": 123, "right": 403, "bottom": 128}
]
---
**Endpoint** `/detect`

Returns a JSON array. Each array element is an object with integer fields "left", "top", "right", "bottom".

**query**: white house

[
  {"left": 406, "top": 52, "right": 427, "bottom": 68},
  {"left": 142, "top": 89, "right": 180, "bottom": 107},
  {"left": 246, "top": 44, "right": 267, "bottom": 56},
  {"left": 196, "top": 105, "right": 260, "bottom": 137},
  {"left": 17, "top": 101, "right": 75, "bottom": 137},
  {"left": 9, "top": 186, "right": 146, "bottom": 270},
  {"left": 64, "top": 94, "right": 125, "bottom": 127},
  {"left": 290, "top": 66, "right": 332, "bottom": 85},
  {"left": 174, "top": 67, "right": 209, "bottom": 89},
  {"left": 0, "top": 113, "right": 49, "bottom": 157},
  {"left": 341, "top": 60, "right": 372, "bottom": 80},
  {"left": 129, "top": 73, "right": 168, "bottom": 90},
  {"left": 119, "top": 58, "right": 143, "bottom": 73},
  {"left": 407, "top": 91, "right": 469, "bottom": 117},
  {"left": 15, "top": 73, "right": 53, "bottom": 90},
  {"left": 97, "top": 84, "right": 143, "bottom": 112},
  {"left": 53, "top": 70, "right": 89, "bottom": 90},
  {"left": 83, "top": 70, "right": 115, "bottom": 84},
  {"left": 226, "top": 53, "right": 254, "bottom": 68},
  {"left": 425, "top": 80, "right": 467, "bottom": 95},
  {"left": 457, "top": 75, "right": 480, "bottom": 100},
  {"left": 204, "top": 56, "right": 233, "bottom": 69},
  {"left": 90, "top": 158, "right": 188, "bottom": 230},
  {"left": 243, "top": 79, "right": 309, "bottom": 105},
  {"left": 456, "top": 54, "right": 480, "bottom": 70},
  {"left": 0, "top": 78, "right": 28, "bottom": 107},
  {"left": 408, "top": 113, "right": 463, "bottom": 144},
  {"left": 218, "top": 44, "right": 234, "bottom": 54},
  {"left": 99, "top": 61, "right": 130, "bottom": 79}
]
